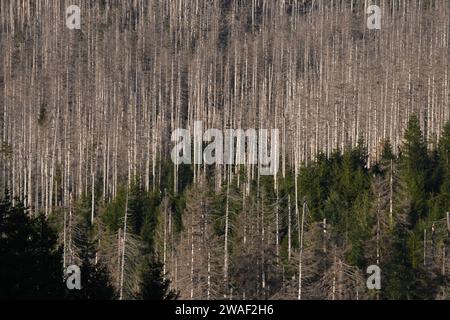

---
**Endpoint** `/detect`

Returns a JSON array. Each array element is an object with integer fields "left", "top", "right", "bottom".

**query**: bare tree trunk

[
  {"left": 298, "top": 198, "right": 306, "bottom": 300},
  {"left": 119, "top": 192, "right": 128, "bottom": 300},
  {"left": 288, "top": 195, "right": 291, "bottom": 261},
  {"left": 223, "top": 171, "right": 230, "bottom": 298}
]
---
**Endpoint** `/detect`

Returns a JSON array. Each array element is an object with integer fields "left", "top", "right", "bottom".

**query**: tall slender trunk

[
  {"left": 119, "top": 192, "right": 128, "bottom": 300},
  {"left": 288, "top": 195, "right": 291, "bottom": 261},
  {"left": 298, "top": 199, "right": 306, "bottom": 300},
  {"left": 223, "top": 172, "right": 230, "bottom": 298}
]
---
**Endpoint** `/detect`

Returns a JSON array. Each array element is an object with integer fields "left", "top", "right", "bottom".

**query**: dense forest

[{"left": 0, "top": 0, "right": 449, "bottom": 300}]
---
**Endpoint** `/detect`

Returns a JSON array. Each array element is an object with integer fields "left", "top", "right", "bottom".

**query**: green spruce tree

[
  {"left": 0, "top": 194, "right": 66, "bottom": 299},
  {"left": 139, "top": 257, "right": 178, "bottom": 300}
]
